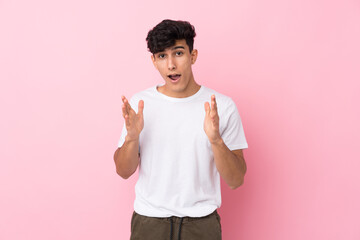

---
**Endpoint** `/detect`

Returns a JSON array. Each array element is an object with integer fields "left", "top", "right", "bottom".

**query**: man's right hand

[{"left": 121, "top": 96, "right": 144, "bottom": 141}]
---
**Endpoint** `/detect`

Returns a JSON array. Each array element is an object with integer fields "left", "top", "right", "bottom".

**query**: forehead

[{"left": 162, "top": 39, "right": 188, "bottom": 52}]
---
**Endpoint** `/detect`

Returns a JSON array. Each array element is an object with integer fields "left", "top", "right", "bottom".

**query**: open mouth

[{"left": 167, "top": 74, "right": 181, "bottom": 82}]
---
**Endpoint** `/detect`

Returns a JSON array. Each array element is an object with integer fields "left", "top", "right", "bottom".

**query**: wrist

[
  {"left": 210, "top": 137, "right": 224, "bottom": 146},
  {"left": 125, "top": 135, "right": 139, "bottom": 143}
]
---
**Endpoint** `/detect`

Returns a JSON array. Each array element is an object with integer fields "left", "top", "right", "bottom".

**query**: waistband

[
  {"left": 134, "top": 209, "right": 218, "bottom": 224},
  {"left": 133, "top": 209, "right": 219, "bottom": 240}
]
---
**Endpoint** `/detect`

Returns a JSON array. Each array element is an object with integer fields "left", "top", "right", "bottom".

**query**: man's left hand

[{"left": 204, "top": 95, "right": 222, "bottom": 144}]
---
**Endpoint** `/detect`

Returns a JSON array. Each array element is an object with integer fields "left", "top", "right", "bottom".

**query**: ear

[
  {"left": 190, "top": 49, "right": 198, "bottom": 64},
  {"left": 151, "top": 54, "right": 158, "bottom": 70}
]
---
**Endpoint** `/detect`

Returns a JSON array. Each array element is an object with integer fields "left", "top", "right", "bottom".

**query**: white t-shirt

[{"left": 118, "top": 84, "right": 248, "bottom": 217}]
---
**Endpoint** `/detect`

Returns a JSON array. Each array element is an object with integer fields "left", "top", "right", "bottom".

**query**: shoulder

[
  {"left": 128, "top": 85, "right": 157, "bottom": 103},
  {"left": 201, "top": 85, "right": 235, "bottom": 109},
  {"left": 121, "top": 85, "right": 156, "bottom": 112}
]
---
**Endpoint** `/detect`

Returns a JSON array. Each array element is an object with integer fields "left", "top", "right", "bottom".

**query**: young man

[{"left": 114, "top": 19, "right": 248, "bottom": 240}]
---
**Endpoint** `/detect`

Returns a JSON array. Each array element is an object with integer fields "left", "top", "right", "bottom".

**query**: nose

[{"left": 167, "top": 56, "right": 176, "bottom": 70}]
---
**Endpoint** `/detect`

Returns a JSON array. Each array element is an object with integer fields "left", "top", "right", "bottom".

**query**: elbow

[
  {"left": 116, "top": 164, "right": 137, "bottom": 179},
  {"left": 229, "top": 177, "right": 244, "bottom": 190},
  {"left": 116, "top": 170, "right": 127, "bottom": 179},
  {"left": 113, "top": 147, "right": 138, "bottom": 179},
  {"left": 116, "top": 168, "right": 132, "bottom": 179},
  {"left": 231, "top": 163, "right": 247, "bottom": 190},
  {"left": 114, "top": 148, "right": 131, "bottom": 179}
]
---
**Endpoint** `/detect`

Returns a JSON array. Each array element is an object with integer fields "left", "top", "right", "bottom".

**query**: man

[{"left": 113, "top": 19, "right": 248, "bottom": 240}]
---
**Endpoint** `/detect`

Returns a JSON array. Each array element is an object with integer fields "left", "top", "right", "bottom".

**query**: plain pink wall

[{"left": 1, "top": 0, "right": 359, "bottom": 239}]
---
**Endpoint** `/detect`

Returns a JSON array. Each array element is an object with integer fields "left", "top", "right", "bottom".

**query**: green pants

[{"left": 130, "top": 209, "right": 222, "bottom": 240}]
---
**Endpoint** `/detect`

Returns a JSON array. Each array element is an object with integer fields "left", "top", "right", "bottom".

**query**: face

[{"left": 151, "top": 39, "right": 199, "bottom": 98}]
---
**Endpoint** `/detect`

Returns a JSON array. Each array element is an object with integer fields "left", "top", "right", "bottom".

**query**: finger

[
  {"left": 122, "top": 96, "right": 130, "bottom": 112},
  {"left": 210, "top": 95, "right": 217, "bottom": 112},
  {"left": 204, "top": 102, "right": 210, "bottom": 115},
  {"left": 121, "top": 95, "right": 127, "bottom": 104},
  {"left": 122, "top": 104, "right": 128, "bottom": 118},
  {"left": 123, "top": 97, "right": 132, "bottom": 113},
  {"left": 212, "top": 95, "right": 217, "bottom": 112},
  {"left": 210, "top": 96, "right": 218, "bottom": 118},
  {"left": 124, "top": 113, "right": 130, "bottom": 126},
  {"left": 138, "top": 100, "right": 144, "bottom": 116}
]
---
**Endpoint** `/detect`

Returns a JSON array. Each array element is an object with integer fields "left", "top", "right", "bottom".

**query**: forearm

[
  {"left": 114, "top": 136, "right": 140, "bottom": 179},
  {"left": 211, "top": 138, "right": 246, "bottom": 189}
]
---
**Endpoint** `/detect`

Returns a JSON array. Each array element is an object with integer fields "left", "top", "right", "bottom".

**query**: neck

[{"left": 159, "top": 77, "right": 201, "bottom": 98}]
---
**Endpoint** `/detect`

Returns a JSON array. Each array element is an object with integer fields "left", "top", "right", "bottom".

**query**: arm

[
  {"left": 114, "top": 95, "right": 144, "bottom": 179},
  {"left": 204, "top": 94, "right": 247, "bottom": 189},
  {"left": 113, "top": 137, "right": 140, "bottom": 179},
  {"left": 210, "top": 140, "right": 247, "bottom": 189}
]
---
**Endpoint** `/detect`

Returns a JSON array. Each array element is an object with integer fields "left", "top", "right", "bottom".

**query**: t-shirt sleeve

[
  {"left": 220, "top": 98, "right": 248, "bottom": 150},
  {"left": 117, "top": 96, "right": 139, "bottom": 151}
]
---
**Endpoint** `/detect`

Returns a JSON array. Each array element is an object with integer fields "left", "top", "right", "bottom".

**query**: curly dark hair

[{"left": 146, "top": 19, "right": 196, "bottom": 54}]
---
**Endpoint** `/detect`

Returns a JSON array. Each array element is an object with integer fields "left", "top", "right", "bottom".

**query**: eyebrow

[
  {"left": 171, "top": 46, "right": 185, "bottom": 50},
  {"left": 156, "top": 46, "right": 185, "bottom": 56}
]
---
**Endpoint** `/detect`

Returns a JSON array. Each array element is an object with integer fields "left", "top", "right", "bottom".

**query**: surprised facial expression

[{"left": 151, "top": 39, "right": 198, "bottom": 94}]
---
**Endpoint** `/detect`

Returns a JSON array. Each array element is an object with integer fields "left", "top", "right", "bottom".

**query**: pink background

[{"left": 1, "top": 0, "right": 359, "bottom": 239}]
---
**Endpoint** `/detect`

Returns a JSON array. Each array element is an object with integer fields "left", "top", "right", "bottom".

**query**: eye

[
  {"left": 158, "top": 54, "right": 165, "bottom": 59},
  {"left": 176, "top": 51, "right": 183, "bottom": 56}
]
